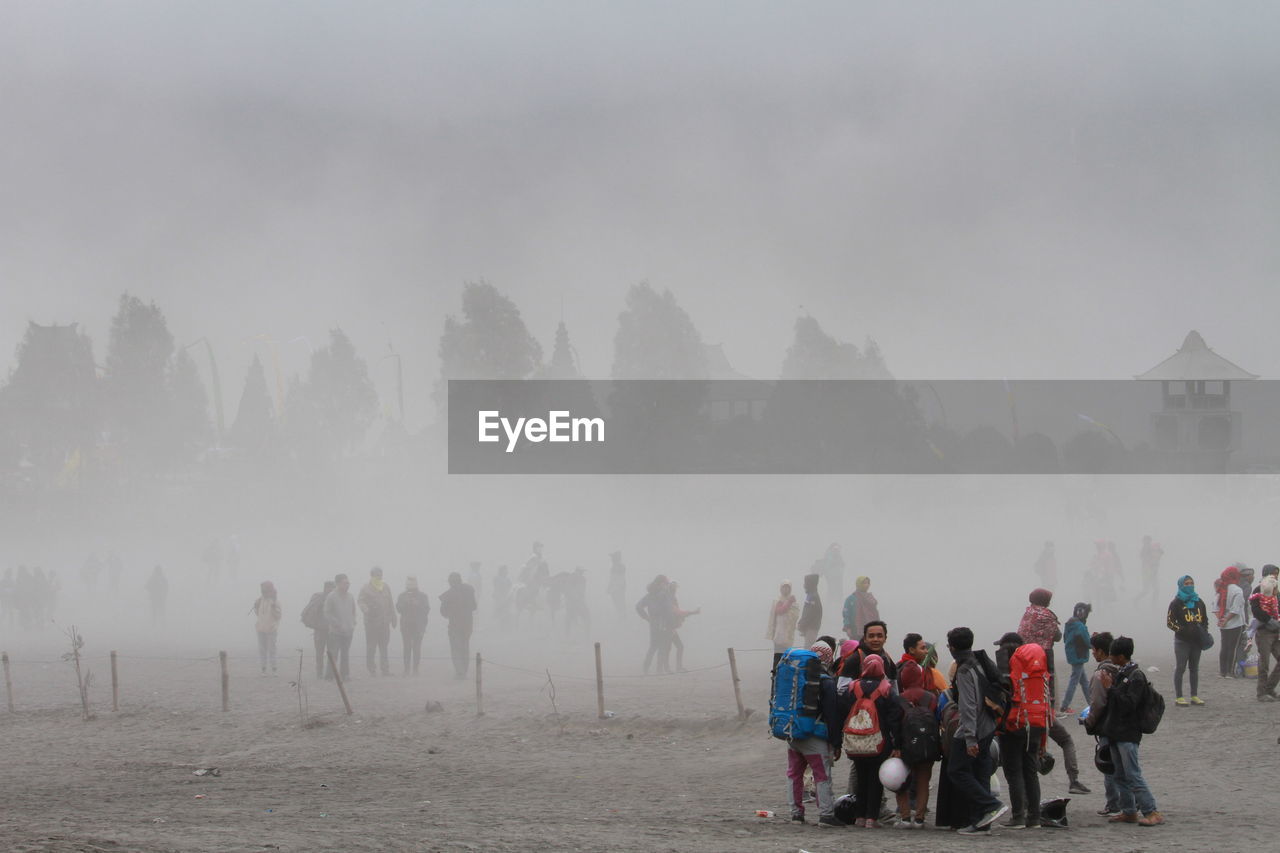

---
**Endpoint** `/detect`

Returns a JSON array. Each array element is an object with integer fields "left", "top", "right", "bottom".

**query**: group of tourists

[
  {"left": 770, "top": 581, "right": 1167, "bottom": 833},
  {"left": 0, "top": 564, "right": 59, "bottom": 629},
  {"left": 634, "top": 574, "right": 701, "bottom": 674},
  {"left": 251, "top": 567, "right": 477, "bottom": 680}
]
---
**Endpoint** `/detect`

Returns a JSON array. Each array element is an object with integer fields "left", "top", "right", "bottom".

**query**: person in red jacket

[{"left": 997, "top": 636, "right": 1051, "bottom": 829}]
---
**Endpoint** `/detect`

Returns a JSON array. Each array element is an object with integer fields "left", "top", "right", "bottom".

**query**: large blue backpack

[{"left": 770, "top": 648, "right": 829, "bottom": 741}]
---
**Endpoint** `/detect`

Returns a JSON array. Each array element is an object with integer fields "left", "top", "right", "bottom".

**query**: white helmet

[{"left": 878, "top": 756, "right": 909, "bottom": 791}]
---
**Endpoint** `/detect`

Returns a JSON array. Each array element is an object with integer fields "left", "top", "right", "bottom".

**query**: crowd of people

[
  {"left": 0, "top": 565, "right": 59, "bottom": 629},
  {"left": 767, "top": 536, "right": 1280, "bottom": 835}
]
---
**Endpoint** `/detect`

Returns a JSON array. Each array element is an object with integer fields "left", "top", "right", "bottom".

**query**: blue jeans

[
  {"left": 1111, "top": 740, "right": 1157, "bottom": 815},
  {"left": 1059, "top": 662, "right": 1089, "bottom": 710}
]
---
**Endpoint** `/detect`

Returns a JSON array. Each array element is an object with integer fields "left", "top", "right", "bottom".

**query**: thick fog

[{"left": 4, "top": 3, "right": 1280, "bottom": 674}]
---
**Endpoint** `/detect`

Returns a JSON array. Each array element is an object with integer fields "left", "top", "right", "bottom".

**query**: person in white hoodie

[{"left": 251, "top": 581, "right": 282, "bottom": 676}]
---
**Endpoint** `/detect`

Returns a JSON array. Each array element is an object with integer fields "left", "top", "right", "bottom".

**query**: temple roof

[{"left": 1135, "top": 330, "right": 1258, "bottom": 381}]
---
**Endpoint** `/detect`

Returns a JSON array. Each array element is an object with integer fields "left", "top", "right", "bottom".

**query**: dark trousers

[
  {"left": 312, "top": 629, "right": 329, "bottom": 678},
  {"left": 946, "top": 736, "right": 1002, "bottom": 827},
  {"left": 1173, "top": 637, "right": 1201, "bottom": 698},
  {"left": 326, "top": 631, "right": 352, "bottom": 679},
  {"left": 852, "top": 754, "right": 888, "bottom": 820},
  {"left": 448, "top": 625, "right": 471, "bottom": 678},
  {"left": 402, "top": 625, "right": 425, "bottom": 674},
  {"left": 1219, "top": 626, "right": 1243, "bottom": 676},
  {"left": 999, "top": 728, "right": 1043, "bottom": 823},
  {"left": 365, "top": 621, "right": 391, "bottom": 674}
]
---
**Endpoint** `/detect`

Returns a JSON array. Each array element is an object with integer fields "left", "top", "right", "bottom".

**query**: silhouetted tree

[
  {"left": 229, "top": 355, "right": 276, "bottom": 455},
  {"left": 103, "top": 294, "right": 175, "bottom": 470},
  {"left": 434, "top": 281, "right": 543, "bottom": 413},
  {"left": 780, "top": 316, "right": 892, "bottom": 379},
  {"left": 164, "top": 348, "right": 211, "bottom": 462},
  {"left": 611, "top": 283, "right": 707, "bottom": 379},
  {"left": 286, "top": 328, "right": 377, "bottom": 458},
  {"left": 0, "top": 321, "right": 99, "bottom": 481},
  {"left": 541, "top": 321, "right": 581, "bottom": 379}
]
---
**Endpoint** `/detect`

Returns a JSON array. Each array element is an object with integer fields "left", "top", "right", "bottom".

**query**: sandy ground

[{"left": 2, "top": 632, "right": 1278, "bottom": 853}]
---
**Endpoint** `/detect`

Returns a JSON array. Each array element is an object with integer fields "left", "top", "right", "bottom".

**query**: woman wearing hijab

[
  {"left": 766, "top": 580, "right": 800, "bottom": 671},
  {"left": 1166, "top": 575, "right": 1209, "bottom": 706},
  {"left": 1215, "top": 566, "right": 1248, "bottom": 678},
  {"left": 251, "top": 580, "right": 282, "bottom": 676},
  {"left": 894, "top": 659, "right": 939, "bottom": 828},
  {"left": 847, "top": 654, "right": 902, "bottom": 828}
]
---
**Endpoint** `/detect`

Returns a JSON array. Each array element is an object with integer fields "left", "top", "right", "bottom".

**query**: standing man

[
  {"left": 606, "top": 551, "right": 627, "bottom": 619},
  {"left": 1098, "top": 636, "right": 1163, "bottom": 825},
  {"left": 251, "top": 580, "right": 282, "bottom": 676},
  {"left": 359, "top": 566, "right": 397, "bottom": 676},
  {"left": 302, "top": 581, "right": 335, "bottom": 679},
  {"left": 945, "top": 626, "right": 1008, "bottom": 835},
  {"left": 396, "top": 576, "right": 430, "bottom": 676},
  {"left": 323, "top": 573, "right": 357, "bottom": 681},
  {"left": 440, "top": 571, "right": 477, "bottom": 679},
  {"left": 1083, "top": 631, "right": 1121, "bottom": 817}
]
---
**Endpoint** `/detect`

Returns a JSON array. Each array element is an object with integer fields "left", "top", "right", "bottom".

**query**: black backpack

[
  {"left": 300, "top": 594, "right": 324, "bottom": 630},
  {"left": 900, "top": 702, "right": 942, "bottom": 764},
  {"left": 968, "top": 650, "right": 1012, "bottom": 725}
]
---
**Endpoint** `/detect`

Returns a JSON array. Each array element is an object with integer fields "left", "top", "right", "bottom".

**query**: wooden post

[
  {"left": 110, "top": 651, "right": 119, "bottom": 712},
  {"left": 728, "top": 647, "right": 746, "bottom": 720},
  {"left": 219, "top": 651, "right": 229, "bottom": 712},
  {"left": 474, "top": 653, "right": 483, "bottom": 716},
  {"left": 327, "top": 651, "right": 353, "bottom": 715},
  {"left": 2, "top": 652, "right": 13, "bottom": 713},
  {"left": 594, "top": 642, "right": 606, "bottom": 719}
]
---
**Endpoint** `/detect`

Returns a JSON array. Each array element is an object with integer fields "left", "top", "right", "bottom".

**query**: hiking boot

[
  {"left": 1069, "top": 780, "right": 1092, "bottom": 794},
  {"left": 1138, "top": 811, "right": 1165, "bottom": 826},
  {"left": 975, "top": 804, "right": 1008, "bottom": 828},
  {"left": 1174, "top": 697, "right": 1189, "bottom": 707},
  {"left": 817, "top": 815, "right": 845, "bottom": 828},
  {"left": 1189, "top": 696, "right": 1205, "bottom": 706},
  {"left": 1109, "top": 812, "right": 1138, "bottom": 823}
]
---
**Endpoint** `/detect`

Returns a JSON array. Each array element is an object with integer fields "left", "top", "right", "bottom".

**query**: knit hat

[{"left": 809, "top": 642, "right": 833, "bottom": 665}]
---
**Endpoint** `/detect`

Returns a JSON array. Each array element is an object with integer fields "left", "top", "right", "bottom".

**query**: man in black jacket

[{"left": 1099, "top": 636, "right": 1163, "bottom": 826}]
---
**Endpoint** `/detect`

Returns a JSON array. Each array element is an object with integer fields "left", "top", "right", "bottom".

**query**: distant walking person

[
  {"left": 767, "top": 580, "right": 800, "bottom": 671},
  {"left": 359, "top": 566, "right": 397, "bottom": 676},
  {"left": 145, "top": 565, "right": 168, "bottom": 626},
  {"left": 636, "top": 575, "right": 674, "bottom": 674},
  {"left": 606, "top": 551, "right": 627, "bottom": 618},
  {"left": 1215, "top": 566, "right": 1247, "bottom": 678},
  {"left": 797, "top": 573, "right": 823, "bottom": 649},
  {"left": 251, "top": 581, "right": 282, "bottom": 675},
  {"left": 1167, "top": 575, "right": 1208, "bottom": 706},
  {"left": 324, "top": 574, "right": 357, "bottom": 680},
  {"left": 301, "top": 581, "right": 335, "bottom": 678},
  {"left": 396, "top": 576, "right": 430, "bottom": 676},
  {"left": 666, "top": 580, "right": 701, "bottom": 672},
  {"left": 1136, "top": 536, "right": 1164, "bottom": 606},
  {"left": 440, "top": 571, "right": 477, "bottom": 679},
  {"left": 1059, "top": 602, "right": 1092, "bottom": 714}
]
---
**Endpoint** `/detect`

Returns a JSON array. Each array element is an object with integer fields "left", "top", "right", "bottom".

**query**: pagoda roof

[{"left": 1135, "top": 330, "right": 1258, "bottom": 381}]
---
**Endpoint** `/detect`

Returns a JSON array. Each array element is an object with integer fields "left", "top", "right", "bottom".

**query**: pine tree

[
  {"left": 165, "top": 348, "right": 211, "bottom": 462},
  {"left": 287, "top": 329, "right": 378, "bottom": 457},
  {"left": 611, "top": 283, "right": 707, "bottom": 379},
  {"left": 103, "top": 294, "right": 176, "bottom": 469},
  {"left": 229, "top": 355, "right": 276, "bottom": 454}
]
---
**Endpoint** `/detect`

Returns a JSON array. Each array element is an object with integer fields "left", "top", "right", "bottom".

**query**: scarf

[
  {"left": 774, "top": 594, "right": 796, "bottom": 615},
  {"left": 1216, "top": 567, "right": 1241, "bottom": 620},
  {"left": 371, "top": 578, "right": 385, "bottom": 593},
  {"left": 1254, "top": 577, "right": 1280, "bottom": 620},
  {"left": 1176, "top": 575, "right": 1200, "bottom": 611}
]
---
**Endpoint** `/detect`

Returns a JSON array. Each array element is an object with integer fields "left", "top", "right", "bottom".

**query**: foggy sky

[{"left": 4, "top": 2, "right": 1280, "bottom": 429}]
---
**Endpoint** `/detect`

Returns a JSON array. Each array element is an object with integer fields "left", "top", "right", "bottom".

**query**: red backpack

[
  {"left": 1007, "top": 643, "right": 1052, "bottom": 732},
  {"left": 843, "top": 680, "right": 890, "bottom": 757}
]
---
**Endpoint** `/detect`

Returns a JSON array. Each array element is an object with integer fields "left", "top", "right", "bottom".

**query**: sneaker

[
  {"left": 854, "top": 818, "right": 866, "bottom": 828},
  {"left": 1109, "top": 812, "right": 1138, "bottom": 823},
  {"left": 1174, "top": 697, "right": 1189, "bottom": 707},
  {"left": 1138, "top": 810, "right": 1165, "bottom": 827},
  {"left": 895, "top": 816, "right": 914, "bottom": 829},
  {"left": 975, "top": 804, "right": 1009, "bottom": 828},
  {"left": 1189, "top": 696, "right": 1205, "bottom": 706},
  {"left": 1258, "top": 695, "right": 1276, "bottom": 703},
  {"left": 865, "top": 819, "right": 879, "bottom": 829},
  {"left": 791, "top": 813, "right": 805, "bottom": 823},
  {"left": 1024, "top": 819, "right": 1041, "bottom": 829},
  {"left": 1098, "top": 807, "right": 1123, "bottom": 817},
  {"left": 913, "top": 817, "right": 928, "bottom": 828},
  {"left": 817, "top": 815, "right": 845, "bottom": 828},
  {"left": 1001, "top": 815, "right": 1025, "bottom": 829},
  {"left": 1058, "top": 706, "right": 1075, "bottom": 717},
  {"left": 956, "top": 824, "right": 990, "bottom": 835},
  {"left": 1069, "top": 781, "right": 1092, "bottom": 795}
]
